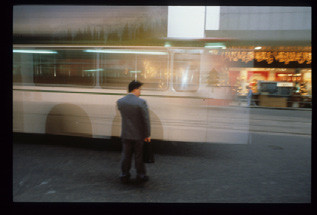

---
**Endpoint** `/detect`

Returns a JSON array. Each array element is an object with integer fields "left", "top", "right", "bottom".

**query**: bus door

[
  {"left": 201, "top": 49, "right": 250, "bottom": 144},
  {"left": 159, "top": 48, "right": 208, "bottom": 143}
]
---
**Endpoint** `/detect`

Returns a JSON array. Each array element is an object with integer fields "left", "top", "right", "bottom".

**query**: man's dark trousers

[{"left": 121, "top": 139, "right": 146, "bottom": 178}]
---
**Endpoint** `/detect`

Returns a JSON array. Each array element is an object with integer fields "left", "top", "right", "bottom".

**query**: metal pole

[
  {"left": 135, "top": 55, "right": 137, "bottom": 81},
  {"left": 96, "top": 52, "right": 100, "bottom": 88}
]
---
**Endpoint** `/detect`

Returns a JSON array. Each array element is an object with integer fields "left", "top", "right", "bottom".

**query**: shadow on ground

[{"left": 13, "top": 133, "right": 226, "bottom": 158}]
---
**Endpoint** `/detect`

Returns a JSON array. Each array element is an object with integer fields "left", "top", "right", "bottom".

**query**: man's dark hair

[{"left": 128, "top": 80, "right": 143, "bottom": 92}]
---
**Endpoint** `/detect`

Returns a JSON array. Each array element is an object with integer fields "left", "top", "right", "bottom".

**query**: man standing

[
  {"left": 117, "top": 80, "right": 151, "bottom": 184},
  {"left": 246, "top": 85, "right": 253, "bottom": 106}
]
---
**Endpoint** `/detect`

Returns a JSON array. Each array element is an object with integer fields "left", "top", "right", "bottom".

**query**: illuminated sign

[{"left": 277, "top": 82, "right": 294, "bottom": 87}]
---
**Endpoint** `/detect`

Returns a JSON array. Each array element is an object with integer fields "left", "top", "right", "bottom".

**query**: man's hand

[{"left": 144, "top": 137, "right": 151, "bottom": 143}]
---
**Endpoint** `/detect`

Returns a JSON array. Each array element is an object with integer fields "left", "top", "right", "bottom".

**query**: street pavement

[{"left": 13, "top": 130, "right": 311, "bottom": 203}]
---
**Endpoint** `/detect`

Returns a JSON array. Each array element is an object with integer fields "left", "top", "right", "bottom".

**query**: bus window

[
  {"left": 13, "top": 53, "right": 35, "bottom": 85},
  {"left": 100, "top": 50, "right": 168, "bottom": 90},
  {"left": 13, "top": 53, "right": 22, "bottom": 83},
  {"left": 99, "top": 53, "right": 135, "bottom": 89},
  {"left": 173, "top": 53, "right": 200, "bottom": 92},
  {"left": 34, "top": 49, "right": 96, "bottom": 87},
  {"left": 33, "top": 53, "right": 57, "bottom": 84}
]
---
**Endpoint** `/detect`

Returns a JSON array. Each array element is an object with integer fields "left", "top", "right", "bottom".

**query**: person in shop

[{"left": 246, "top": 85, "right": 253, "bottom": 106}]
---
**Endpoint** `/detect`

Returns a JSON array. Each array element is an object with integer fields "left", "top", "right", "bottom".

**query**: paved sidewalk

[{"left": 13, "top": 132, "right": 311, "bottom": 203}]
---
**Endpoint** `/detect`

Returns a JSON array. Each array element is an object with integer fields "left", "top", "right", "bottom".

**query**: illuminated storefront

[{"left": 219, "top": 46, "right": 312, "bottom": 107}]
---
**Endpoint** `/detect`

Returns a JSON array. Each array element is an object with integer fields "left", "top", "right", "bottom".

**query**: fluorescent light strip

[
  {"left": 84, "top": 69, "right": 104, "bottom": 72},
  {"left": 130, "top": 71, "right": 142, "bottom": 73},
  {"left": 84, "top": 49, "right": 167, "bottom": 55},
  {"left": 204, "top": 43, "right": 226, "bottom": 49},
  {"left": 205, "top": 45, "right": 226, "bottom": 49},
  {"left": 13, "top": 50, "right": 58, "bottom": 54}
]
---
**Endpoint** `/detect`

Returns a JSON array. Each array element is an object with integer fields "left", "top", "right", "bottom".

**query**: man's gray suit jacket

[{"left": 117, "top": 93, "right": 151, "bottom": 140}]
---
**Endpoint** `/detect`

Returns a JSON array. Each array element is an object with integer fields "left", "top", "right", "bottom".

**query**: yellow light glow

[{"left": 218, "top": 48, "right": 311, "bottom": 65}]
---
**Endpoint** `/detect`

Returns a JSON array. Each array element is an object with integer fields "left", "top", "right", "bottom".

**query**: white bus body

[{"left": 13, "top": 45, "right": 250, "bottom": 144}]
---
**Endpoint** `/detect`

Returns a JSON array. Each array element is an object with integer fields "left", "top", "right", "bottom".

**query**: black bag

[{"left": 143, "top": 141, "right": 155, "bottom": 163}]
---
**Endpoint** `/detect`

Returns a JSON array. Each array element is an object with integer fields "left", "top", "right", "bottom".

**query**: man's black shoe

[
  {"left": 120, "top": 176, "right": 130, "bottom": 184},
  {"left": 136, "top": 175, "right": 149, "bottom": 183}
]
